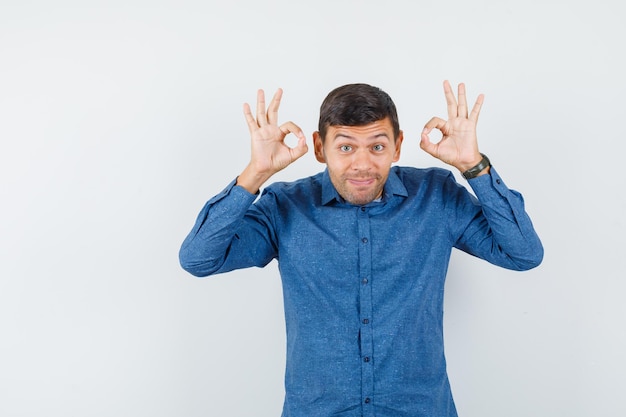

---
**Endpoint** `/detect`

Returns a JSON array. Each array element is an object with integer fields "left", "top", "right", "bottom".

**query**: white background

[{"left": 1, "top": 1, "right": 624, "bottom": 416}]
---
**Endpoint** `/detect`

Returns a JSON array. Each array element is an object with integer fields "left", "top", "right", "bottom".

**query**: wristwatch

[{"left": 462, "top": 153, "right": 491, "bottom": 179}]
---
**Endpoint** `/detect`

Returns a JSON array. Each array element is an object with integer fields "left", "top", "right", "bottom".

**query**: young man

[{"left": 179, "top": 81, "right": 543, "bottom": 417}]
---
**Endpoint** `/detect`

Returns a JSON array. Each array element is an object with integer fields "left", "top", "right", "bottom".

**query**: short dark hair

[{"left": 318, "top": 83, "right": 400, "bottom": 142}]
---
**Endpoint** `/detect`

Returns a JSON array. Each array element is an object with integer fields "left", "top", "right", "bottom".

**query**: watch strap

[{"left": 462, "top": 153, "right": 490, "bottom": 179}]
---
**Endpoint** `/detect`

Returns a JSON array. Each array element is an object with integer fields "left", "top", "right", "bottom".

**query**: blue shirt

[{"left": 179, "top": 166, "right": 543, "bottom": 417}]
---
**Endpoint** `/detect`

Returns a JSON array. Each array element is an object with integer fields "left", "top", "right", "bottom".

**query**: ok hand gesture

[
  {"left": 421, "top": 81, "right": 485, "bottom": 173},
  {"left": 237, "top": 88, "right": 308, "bottom": 193}
]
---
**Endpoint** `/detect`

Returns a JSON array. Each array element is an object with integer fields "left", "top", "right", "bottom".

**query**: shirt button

[
  {"left": 364, "top": 357, "right": 370, "bottom": 362},
  {"left": 362, "top": 318, "right": 369, "bottom": 324},
  {"left": 360, "top": 207, "right": 366, "bottom": 212},
  {"left": 362, "top": 237, "right": 368, "bottom": 243},
  {"left": 364, "top": 397, "right": 371, "bottom": 404},
  {"left": 496, "top": 179, "right": 501, "bottom": 184},
  {"left": 362, "top": 278, "right": 368, "bottom": 284}
]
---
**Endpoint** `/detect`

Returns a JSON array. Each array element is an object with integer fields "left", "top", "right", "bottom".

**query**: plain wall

[{"left": 1, "top": 0, "right": 624, "bottom": 416}]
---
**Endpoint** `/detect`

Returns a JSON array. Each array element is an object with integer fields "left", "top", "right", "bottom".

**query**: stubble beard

[{"left": 335, "top": 173, "right": 384, "bottom": 205}]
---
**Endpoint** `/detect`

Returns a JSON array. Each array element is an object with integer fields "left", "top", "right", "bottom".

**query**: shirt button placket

[{"left": 357, "top": 207, "right": 375, "bottom": 415}]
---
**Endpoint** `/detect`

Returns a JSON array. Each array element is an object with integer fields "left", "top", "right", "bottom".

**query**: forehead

[{"left": 327, "top": 118, "right": 394, "bottom": 140}]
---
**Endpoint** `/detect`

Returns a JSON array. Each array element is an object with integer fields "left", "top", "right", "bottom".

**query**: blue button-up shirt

[{"left": 179, "top": 166, "right": 543, "bottom": 417}]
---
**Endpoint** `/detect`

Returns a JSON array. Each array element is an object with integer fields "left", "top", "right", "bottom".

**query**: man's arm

[
  {"left": 453, "top": 168, "right": 544, "bottom": 271},
  {"left": 179, "top": 180, "right": 275, "bottom": 277},
  {"left": 179, "top": 88, "right": 308, "bottom": 276},
  {"left": 423, "top": 81, "right": 542, "bottom": 269}
]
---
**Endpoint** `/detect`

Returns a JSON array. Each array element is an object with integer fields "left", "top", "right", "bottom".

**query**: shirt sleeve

[
  {"left": 453, "top": 167, "right": 544, "bottom": 271},
  {"left": 179, "top": 179, "right": 278, "bottom": 277}
]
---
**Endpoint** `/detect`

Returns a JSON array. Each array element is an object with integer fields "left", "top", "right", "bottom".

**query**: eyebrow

[{"left": 332, "top": 133, "right": 391, "bottom": 141}]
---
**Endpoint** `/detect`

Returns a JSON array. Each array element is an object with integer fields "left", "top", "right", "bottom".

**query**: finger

[
  {"left": 420, "top": 127, "right": 438, "bottom": 157},
  {"left": 423, "top": 116, "right": 447, "bottom": 133},
  {"left": 280, "top": 121, "right": 309, "bottom": 161},
  {"left": 243, "top": 102, "right": 258, "bottom": 133},
  {"left": 443, "top": 80, "right": 458, "bottom": 119},
  {"left": 469, "top": 93, "right": 485, "bottom": 122},
  {"left": 279, "top": 121, "right": 306, "bottom": 141},
  {"left": 421, "top": 117, "right": 446, "bottom": 156},
  {"left": 267, "top": 88, "right": 283, "bottom": 126},
  {"left": 290, "top": 135, "right": 309, "bottom": 161},
  {"left": 256, "top": 89, "right": 268, "bottom": 126},
  {"left": 457, "top": 83, "right": 468, "bottom": 118}
]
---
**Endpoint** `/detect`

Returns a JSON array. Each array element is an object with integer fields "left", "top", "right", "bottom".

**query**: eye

[
  {"left": 372, "top": 144, "right": 385, "bottom": 151},
  {"left": 340, "top": 145, "right": 353, "bottom": 152}
]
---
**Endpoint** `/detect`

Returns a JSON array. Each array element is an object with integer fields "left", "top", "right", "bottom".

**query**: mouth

[{"left": 347, "top": 177, "right": 376, "bottom": 187}]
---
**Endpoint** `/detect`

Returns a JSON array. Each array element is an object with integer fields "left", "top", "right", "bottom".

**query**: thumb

[
  {"left": 420, "top": 127, "right": 438, "bottom": 157},
  {"left": 290, "top": 134, "right": 309, "bottom": 161}
]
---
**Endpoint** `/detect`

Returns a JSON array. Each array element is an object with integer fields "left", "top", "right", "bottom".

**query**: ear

[
  {"left": 392, "top": 130, "right": 404, "bottom": 163},
  {"left": 313, "top": 131, "right": 326, "bottom": 163}
]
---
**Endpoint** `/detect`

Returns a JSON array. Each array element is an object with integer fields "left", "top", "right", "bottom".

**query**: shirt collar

[{"left": 321, "top": 167, "right": 408, "bottom": 206}]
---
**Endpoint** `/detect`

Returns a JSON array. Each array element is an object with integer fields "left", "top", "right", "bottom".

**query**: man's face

[{"left": 314, "top": 118, "right": 403, "bottom": 205}]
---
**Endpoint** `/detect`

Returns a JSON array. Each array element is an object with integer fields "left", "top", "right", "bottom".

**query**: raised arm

[
  {"left": 421, "top": 81, "right": 543, "bottom": 269},
  {"left": 179, "top": 88, "right": 306, "bottom": 277},
  {"left": 237, "top": 88, "right": 308, "bottom": 193}
]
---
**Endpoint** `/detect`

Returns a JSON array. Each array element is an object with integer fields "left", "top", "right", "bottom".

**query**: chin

[
  {"left": 345, "top": 191, "right": 380, "bottom": 205},
  {"left": 334, "top": 179, "right": 383, "bottom": 205}
]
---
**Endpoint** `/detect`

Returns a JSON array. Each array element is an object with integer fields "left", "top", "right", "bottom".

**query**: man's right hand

[{"left": 236, "top": 88, "right": 308, "bottom": 194}]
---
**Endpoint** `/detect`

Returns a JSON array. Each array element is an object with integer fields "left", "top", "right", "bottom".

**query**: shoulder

[
  {"left": 391, "top": 165, "right": 457, "bottom": 190},
  {"left": 261, "top": 172, "right": 323, "bottom": 202}
]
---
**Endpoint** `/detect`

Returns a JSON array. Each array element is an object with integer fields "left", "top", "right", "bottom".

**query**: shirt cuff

[{"left": 466, "top": 167, "right": 512, "bottom": 202}]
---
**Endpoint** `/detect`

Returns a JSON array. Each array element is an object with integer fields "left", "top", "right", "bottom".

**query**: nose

[{"left": 351, "top": 149, "right": 372, "bottom": 171}]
